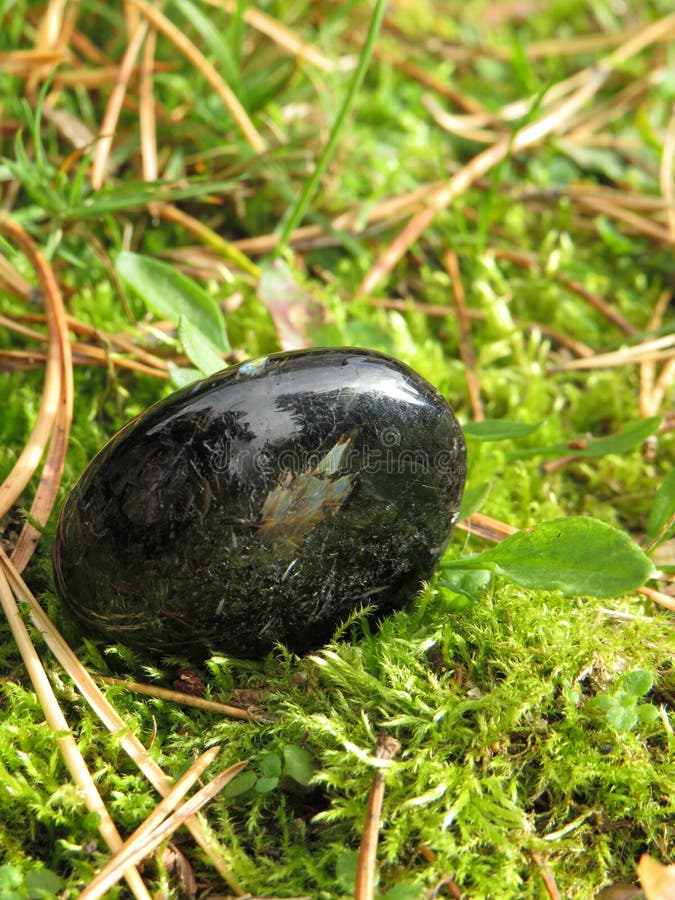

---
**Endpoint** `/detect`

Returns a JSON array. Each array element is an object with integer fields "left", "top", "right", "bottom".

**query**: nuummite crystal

[{"left": 52, "top": 348, "right": 466, "bottom": 659}]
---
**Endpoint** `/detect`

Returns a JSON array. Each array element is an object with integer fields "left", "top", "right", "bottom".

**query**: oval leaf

[
  {"left": 116, "top": 251, "right": 229, "bottom": 352},
  {"left": 606, "top": 703, "right": 638, "bottom": 732},
  {"left": 647, "top": 469, "right": 675, "bottom": 540},
  {"left": 621, "top": 669, "right": 652, "bottom": 697},
  {"left": 222, "top": 770, "right": 257, "bottom": 798},
  {"left": 478, "top": 517, "right": 655, "bottom": 598},
  {"left": 440, "top": 568, "right": 492, "bottom": 600},
  {"left": 636, "top": 703, "right": 660, "bottom": 724},
  {"left": 462, "top": 419, "right": 542, "bottom": 441},
  {"left": 167, "top": 362, "right": 202, "bottom": 389},
  {"left": 254, "top": 776, "right": 280, "bottom": 793},
  {"left": 283, "top": 745, "right": 318, "bottom": 786},
  {"left": 510, "top": 417, "right": 661, "bottom": 460},
  {"left": 458, "top": 481, "right": 491, "bottom": 520},
  {"left": 178, "top": 315, "right": 226, "bottom": 376},
  {"left": 259, "top": 751, "right": 283, "bottom": 779}
]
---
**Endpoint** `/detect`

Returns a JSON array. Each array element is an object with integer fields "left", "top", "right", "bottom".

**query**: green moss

[{"left": 1, "top": 0, "right": 674, "bottom": 897}]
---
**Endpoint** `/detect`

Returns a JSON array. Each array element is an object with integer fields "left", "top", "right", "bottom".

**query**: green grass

[{"left": 1, "top": 1, "right": 674, "bottom": 898}]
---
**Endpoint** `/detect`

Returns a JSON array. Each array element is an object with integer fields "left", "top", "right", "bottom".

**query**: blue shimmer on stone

[
  {"left": 238, "top": 355, "right": 268, "bottom": 377},
  {"left": 52, "top": 347, "right": 467, "bottom": 659}
]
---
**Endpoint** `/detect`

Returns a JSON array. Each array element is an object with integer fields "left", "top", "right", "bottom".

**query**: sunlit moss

[{"left": 0, "top": 0, "right": 674, "bottom": 897}]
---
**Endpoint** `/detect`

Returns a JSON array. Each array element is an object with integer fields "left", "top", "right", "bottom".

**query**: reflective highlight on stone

[{"left": 53, "top": 348, "right": 466, "bottom": 658}]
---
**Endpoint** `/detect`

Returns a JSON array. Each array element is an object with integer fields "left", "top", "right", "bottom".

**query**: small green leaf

[
  {"left": 462, "top": 419, "right": 542, "bottom": 441},
  {"left": 636, "top": 703, "right": 660, "bottom": 724},
  {"left": 259, "top": 752, "right": 283, "bottom": 779},
  {"left": 473, "top": 518, "right": 655, "bottom": 598},
  {"left": 167, "top": 363, "right": 202, "bottom": 389},
  {"left": 647, "top": 469, "right": 675, "bottom": 539},
  {"left": 440, "top": 568, "right": 492, "bottom": 600},
  {"left": 380, "top": 883, "right": 424, "bottom": 900},
  {"left": 24, "top": 867, "right": 65, "bottom": 897},
  {"left": 116, "top": 251, "right": 229, "bottom": 351},
  {"left": 458, "top": 481, "right": 491, "bottom": 520},
  {"left": 335, "top": 851, "right": 359, "bottom": 891},
  {"left": 595, "top": 694, "right": 614, "bottom": 713},
  {"left": 597, "top": 216, "right": 635, "bottom": 254},
  {"left": 68, "top": 178, "right": 238, "bottom": 220},
  {"left": 283, "top": 745, "right": 318, "bottom": 786},
  {"left": 615, "top": 690, "right": 637, "bottom": 709},
  {"left": 178, "top": 315, "right": 226, "bottom": 376},
  {"left": 621, "top": 669, "right": 652, "bottom": 697},
  {"left": 254, "top": 776, "right": 280, "bottom": 793},
  {"left": 606, "top": 703, "right": 638, "bottom": 732},
  {"left": 0, "top": 866, "right": 23, "bottom": 890},
  {"left": 222, "top": 770, "right": 257, "bottom": 798},
  {"left": 509, "top": 417, "right": 661, "bottom": 460}
]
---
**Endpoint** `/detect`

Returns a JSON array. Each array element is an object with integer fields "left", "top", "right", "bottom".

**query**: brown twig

[
  {"left": 79, "top": 760, "right": 248, "bottom": 900},
  {"left": 91, "top": 17, "right": 148, "bottom": 189},
  {"left": 559, "top": 183, "right": 671, "bottom": 214},
  {"left": 0, "top": 565, "right": 152, "bottom": 900},
  {"left": 531, "top": 851, "right": 562, "bottom": 900},
  {"left": 660, "top": 105, "right": 675, "bottom": 238},
  {"left": 0, "top": 549, "right": 247, "bottom": 894},
  {"left": 457, "top": 512, "right": 518, "bottom": 542},
  {"left": 641, "top": 289, "right": 673, "bottom": 423},
  {"left": 211, "top": 0, "right": 335, "bottom": 73},
  {"left": 651, "top": 353, "right": 675, "bottom": 420},
  {"left": 423, "top": 94, "right": 501, "bottom": 143},
  {"left": 128, "top": 0, "right": 266, "bottom": 154},
  {"left": 358, "top": 13, "right": 675, "bottom": 296},
  {"left": 637, "top": 585, "right": 675, "bottom": 613},
  {"left": 0, "top": 346, "right": 169, "bottom": 378},
  {"left": 78, "top": 744, "right": 219, "bottom": 894},
  {"left": 430, "top": 877, "right": 464, "bottom": 899},
  {"left": 0, "top": 313, "right": 46, "bottom": 343},
  {"left": 0, "top": 50, "right": 65, "bottom": 76},
  {"left": 358, "top": 67, "right": 609, "bottom": 295},
  {"left": 9, "top": 310, "right": 170, "bottom": 372},
  {"left": 99, "top": 676, "right": 257, "bottom": 721},
  {"left": 0, "top": 219, "right": 73, "bottom": 574},
  {"left": 68, "top": 23, "right": 109, "bottom": 65},
  {"left": 574, "top": 191, "right": 675, "bottom": 249},
  {"left": 551, "top": 334, "right": 675, "bottom": 371},
  {"left": 444, "top": 250, "right": 484, "bottom": 420},
  {"left": 0, "top": 284, "right": 59, "bottom": 516},
  {"left": 139, "top": 26, "right": 158, "bottom": 185},
  {"left": 0, "top": 251, "right": 32, "bottom": 298},
  {"left": 157, "top": 204, "right": 261, "bottom": 278},
  {"left": 354, "top": 734, "right": 401, "bottom": 900},
  {"left": 493, "top": 248, "right": 637, "bottom": 337}
]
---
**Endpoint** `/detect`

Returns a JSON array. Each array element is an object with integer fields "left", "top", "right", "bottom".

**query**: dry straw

[{"left": 0, "top": 547, "right": 248, "bottom": 894}]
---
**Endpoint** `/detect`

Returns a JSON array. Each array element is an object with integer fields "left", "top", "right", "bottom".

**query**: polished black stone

[{"left": 53, "top": 348, "right": 466, "bottom": 658}]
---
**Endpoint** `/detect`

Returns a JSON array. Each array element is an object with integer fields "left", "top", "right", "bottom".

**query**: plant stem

[{"left": 276, "top": 0, "right": 387, "bottom": 249}]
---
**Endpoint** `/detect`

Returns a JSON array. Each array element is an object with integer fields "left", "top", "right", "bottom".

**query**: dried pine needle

[{"left": 0, "top": 565, "right": 152, "bottom": 900}]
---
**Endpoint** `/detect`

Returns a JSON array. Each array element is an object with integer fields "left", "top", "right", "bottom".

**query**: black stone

[{"left": 53, "top": 348, "right": 466, "bottom": 659}]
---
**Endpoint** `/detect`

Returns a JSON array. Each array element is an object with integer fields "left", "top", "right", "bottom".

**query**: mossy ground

[{"left": 0, "top": 2, "right": 674, "bottom": 898}]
